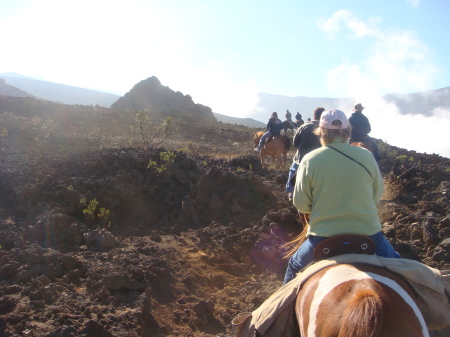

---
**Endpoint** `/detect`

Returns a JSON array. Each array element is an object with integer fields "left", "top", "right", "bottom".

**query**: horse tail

[{"left": 338, "top": 288, "right": 384, "bottom": 337}]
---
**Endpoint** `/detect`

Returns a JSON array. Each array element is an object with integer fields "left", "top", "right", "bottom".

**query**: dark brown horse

[
  {"left": 282, "top": 120, "right": 295, "bottom": 135},
  {"left": 296, "top": 263, "right": 429, "bottom": 337},
  {"left": 254, "top": 131, "right": 291, "bottom": 168}
]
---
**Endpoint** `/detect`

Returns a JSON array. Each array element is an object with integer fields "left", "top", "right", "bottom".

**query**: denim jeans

[
  {"left": 285, "top": 162, "right": 299, "bottom": 193},
  {"left": 283, "top": 231, "right": 400, "bottom": 284},
  {"left": 256, "top": 131, "right": 271, "bottom": 150}
]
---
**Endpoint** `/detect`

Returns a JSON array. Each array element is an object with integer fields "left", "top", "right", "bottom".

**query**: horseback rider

[
  {"left": 254, "top": 112, "right": 283, "bottom": 152},
  {"left": 284, "top": 109, "right": 399, "bottom": 284},
  {"left": 349, "top": 103, "right": 380, "bottom": 164},
  {"left": 295, "top": 112, "right": 304, "bottom": 127},
  {"left": 285, "top": 107, "right": 325, "bottom": 201},
  {"left": 285, "top": 110, "right": 295, "bottom": 129}
]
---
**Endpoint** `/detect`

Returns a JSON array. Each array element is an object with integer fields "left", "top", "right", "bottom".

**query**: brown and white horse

[
  {"left": 254, "top": 131, "right": 291, "bottom": 168},
  {"left": 296, "top": 263, "right": 429, "bottom": 337}
]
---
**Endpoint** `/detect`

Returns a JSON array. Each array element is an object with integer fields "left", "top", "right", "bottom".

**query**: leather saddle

[
  {"left": 265, "top": 135, "right": 282, "bottom": 144},
  {"left": 313, "top": 234, "right": 376, "bottom": 261}
]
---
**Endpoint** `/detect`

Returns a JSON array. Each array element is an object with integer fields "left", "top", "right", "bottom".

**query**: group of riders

[
  {"left": 245, "top": 106, "right": 450, "bottom": 334},
  {"left": 254, "top": 104, "right": 389, "bottom": 283}
]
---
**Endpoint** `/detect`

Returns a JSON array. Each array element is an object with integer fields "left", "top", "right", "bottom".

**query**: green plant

[
  {"left": 135, "top": 111, "right": 177, "bottom": 150},
  {"left": 396, "top": 155, "right": 407, "bottom": 160},
  {"left": 148, "top": 150, "right": 176, "bottom": 174},
  {"left": 80, "top": 198, "right": 111, "bottom": 227},
  {"left": 0, "top": 128, "right": 8, "bottom": 137}
]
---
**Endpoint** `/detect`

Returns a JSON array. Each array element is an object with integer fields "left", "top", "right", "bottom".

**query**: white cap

[{"left": 319, "top": 109, "right": 349, "bottom": 129}]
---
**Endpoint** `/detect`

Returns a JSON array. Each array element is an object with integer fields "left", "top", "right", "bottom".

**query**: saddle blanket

[{"left": 232, "top": 254, "right": 450, "bottom": 337}]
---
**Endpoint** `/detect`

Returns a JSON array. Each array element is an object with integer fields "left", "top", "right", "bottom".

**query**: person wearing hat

[
  {"left": 254, "top": 112, "right": 283, "bottom": 152},
  {"left": 349, "top": 103, "right": 380, "bottom": 163},
  {"left": 283, "top": 108, "right": 399, "bottom": 284}
]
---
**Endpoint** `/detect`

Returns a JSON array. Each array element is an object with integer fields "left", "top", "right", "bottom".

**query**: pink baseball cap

[{"left": 319, "top": 108, "right": 349, "bottom": 129}]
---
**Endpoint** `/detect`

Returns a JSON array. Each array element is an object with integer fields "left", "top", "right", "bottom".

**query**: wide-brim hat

[
  {"left": 320, "top": 108, "right": 349, "bottom": 129},
  {"left": 353, "top": 103, "right": 365, "bottom": 111}
]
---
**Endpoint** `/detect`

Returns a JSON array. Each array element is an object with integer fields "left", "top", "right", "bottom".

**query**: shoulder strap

[{"left": 326, "top": 145, "right": 372, "bottom": 179}]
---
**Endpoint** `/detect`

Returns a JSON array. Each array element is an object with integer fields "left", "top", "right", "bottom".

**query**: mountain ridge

[
  {"left": 0, "top": 74, "right": 120, "bottom": 107},
  {"left": 1, "top": 73, "right": 449, "bottom": 131}
]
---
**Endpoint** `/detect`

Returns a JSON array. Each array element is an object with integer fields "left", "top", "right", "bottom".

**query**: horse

[
  {"left": 282, "top": 120, "right": 295, "bottom": 135},
  {"left": 295, "top": 262, "right": 430, "bottom": 337},
  {"left": 295, "top": 119, "right": 305, "bottom": 128},
  {"left": 254, "top": 131, "right": 291, "bottom": 168},
  {"left": 351, "top": 141, "right": 375, "bottom": 157},
  {"left": 351, "top": 140, "right": 380, "bottom": 166}
]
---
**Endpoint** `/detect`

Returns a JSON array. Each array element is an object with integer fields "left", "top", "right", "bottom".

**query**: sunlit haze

[{"left": 1, "top": 0, "right": 449, "bottom": 157}]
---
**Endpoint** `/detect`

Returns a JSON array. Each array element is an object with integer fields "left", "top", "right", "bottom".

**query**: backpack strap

[{"left": 327, "top": 145, "right": 372, "bottom": 179}]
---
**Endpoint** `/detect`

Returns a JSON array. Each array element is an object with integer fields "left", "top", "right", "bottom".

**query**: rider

[
  {"left": 254, "top": 112, "right": 283, "bottom": 152},
  {"left": 285, "top": 107, "right": 325, "bottom": 201},
  {"left": 284, "top": 108, "right": 399, "bottom": 284},
  {"left": 349, "top": 103, "right": 380, "bottom": 164},
  {"left": 295, "top": 112, "right": 304, "bottom": 127},
  {"left": 285, "top": 110, "right": 295, "bottom": 129}
]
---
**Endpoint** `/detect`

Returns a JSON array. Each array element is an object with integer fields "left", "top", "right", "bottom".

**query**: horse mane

[{"left": 337, "top": 288, "right": 384, "bottom": 337}]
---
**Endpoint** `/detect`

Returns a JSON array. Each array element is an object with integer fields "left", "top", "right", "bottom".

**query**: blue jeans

[
  {"left": 285, "top": 162, "right": 299, "bottom": 193},
  {"left": 283, "top": 231, "right": 400, "bottom": 284},
  {"left": 256, "top": 131, "right": 271, "bottom": 150}
]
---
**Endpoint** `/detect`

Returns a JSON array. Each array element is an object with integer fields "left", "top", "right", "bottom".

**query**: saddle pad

[{"left": 232, "top": 254, "right": 450, "bottom": 337}]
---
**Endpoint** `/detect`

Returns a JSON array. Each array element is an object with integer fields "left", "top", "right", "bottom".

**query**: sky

[{"left": 1, "top": 0, "right": 450, "bottom": 157}]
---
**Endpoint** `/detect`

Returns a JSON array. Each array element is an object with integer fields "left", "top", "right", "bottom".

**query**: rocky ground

[{"left": 0, "top": 99, "right": 449, "bottom": 336}]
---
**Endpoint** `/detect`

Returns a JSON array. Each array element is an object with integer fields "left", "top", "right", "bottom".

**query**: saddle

[
  {"left": 313, "top": 234, "right": 376, "bottom": 261},
  {"left": 265, "top": 135, "right": 280, "bottom": 144}
]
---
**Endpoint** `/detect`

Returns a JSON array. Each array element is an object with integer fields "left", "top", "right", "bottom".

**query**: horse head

[{"left": 254, "top": 131, "right": 264, "bottom": 147}]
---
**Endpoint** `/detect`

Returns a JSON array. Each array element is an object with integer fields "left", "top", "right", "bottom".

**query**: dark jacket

[
  {"left": 293, "top": 121, "right": 321, "bottom": 164},
  {"left": 349, "top": 112, "right": 371, "bottom": 141},
  {"left": 267, "top": 118, "right": 283, "bottom": 136}
]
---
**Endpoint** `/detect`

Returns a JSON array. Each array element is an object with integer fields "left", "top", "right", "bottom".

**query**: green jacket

[{"left": 293, "top": 140, "right": 383, "bottom": 237}]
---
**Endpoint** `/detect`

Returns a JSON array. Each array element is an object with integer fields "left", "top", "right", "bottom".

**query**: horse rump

[{"left": 337, "top": 288, "right": 384, "bottom": 337}]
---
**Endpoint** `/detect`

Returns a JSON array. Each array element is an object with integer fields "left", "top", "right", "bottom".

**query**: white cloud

[
  {"left": 160, "top": 65, "right": 261, "bottom": 118},
  {"left": 407, "top": 0, "right": 421, "bottom": 8},
  {"left": 317, "top": 10, "right": 381, "bottom": 38},
  {"left": 321, "top": 10, "right": 449, "bottom": 158}
]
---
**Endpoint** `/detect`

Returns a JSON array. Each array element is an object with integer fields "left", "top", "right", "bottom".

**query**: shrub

[
  {"left": 134, "top": 110, "right": 177, "bottom": 150},
  {"left": 80, "top": 197, "right": 111, "bottom": 228},
  {"left": 148, "top": 150, "right": 176, "bottom": 174}
]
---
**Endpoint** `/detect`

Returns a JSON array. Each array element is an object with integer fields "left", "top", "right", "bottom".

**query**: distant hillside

[
  {"left": 0, "top": 78, "right": 33, "bottom": 98},
  {"left": 213, "top": 112, "right": 265, "bottom": 128},
  {"left": 250, "top": 88, "right": 450, "bottom": 123},
  {"left": 0, "top": 74, "right": 120, "bottom": 107},
  {"left": 384, "top": 87, "right": 450, "bottom": 116},
  {"left": 111, "top": 76, "right": 216, "bottom": 122}
]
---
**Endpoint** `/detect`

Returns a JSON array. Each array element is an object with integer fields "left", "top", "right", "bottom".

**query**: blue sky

[{"left": 1, "top": 0, "right": 450, "bottom": 156}]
